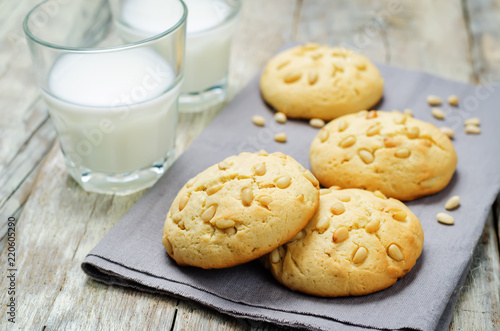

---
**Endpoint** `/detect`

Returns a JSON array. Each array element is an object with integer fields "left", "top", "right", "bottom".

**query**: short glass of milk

[
  {"left": 111, "top": 0, "right": 241, "bottom": 112},
  {"left": 24, "top": 0, "right": 187, "bottom": 195}
]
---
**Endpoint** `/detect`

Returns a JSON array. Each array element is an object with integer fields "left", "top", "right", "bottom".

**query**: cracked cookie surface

[
  {"left": 310, "top": 110, "right": 457, "bottom": 201},
  {"left": 162, "top": 151, "right": 320, "bottom": 269},
  {"left": 263, "top": 188, "right": 424, "bottom": 297},
  {"left": 259, "top": 44, "right": 384, "bottom": 120}
]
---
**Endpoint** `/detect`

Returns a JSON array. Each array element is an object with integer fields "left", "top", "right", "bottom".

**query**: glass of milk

[
  {"left": 110, "top": 0, "right": 241, "bottom": 112},
  {"left": 23, "top": 0, "right": 187, "bottom": 195}
]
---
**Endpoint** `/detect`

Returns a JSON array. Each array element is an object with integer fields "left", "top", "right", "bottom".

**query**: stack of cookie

[{"left": 163, "top": 44, "right": 457, "bottom": 298}]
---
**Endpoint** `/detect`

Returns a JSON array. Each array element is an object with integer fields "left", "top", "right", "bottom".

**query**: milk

[
  {"left": 42, "top": 48, "right": 179, "bottom": 175},
  {"left": 116, "top": 0, "right": 236, "bottom": 93}
]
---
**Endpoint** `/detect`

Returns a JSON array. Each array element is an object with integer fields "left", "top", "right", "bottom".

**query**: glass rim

[
  {"left": 186, "top": 0, "right": 242, "bottom": 36},
  {"left": 23, "top": 0, "right": 188, "bottom": 52}
]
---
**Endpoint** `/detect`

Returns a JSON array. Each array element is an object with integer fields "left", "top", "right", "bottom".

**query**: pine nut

[
  {"left": 308, "top": 71, "right": 319, "bottom": 85},
  {"left": 162, "top": 237, "right": 173, "bottom": 255},
  {"left": 319, "top": 129, "right": 329, "bottom": 142},
  {"left": 276, "top": 176, "right": 292, "bottom": 189},
  {"left": 365, "top": 219, "right": 380, "bottom": 233},
  {"left": 207, "top": 184, "right": 223, "bottom": 195},
  {"left": 339, "top": 135, "right": 356, "bottom": 148},
  {"left": 291, "top": 230, "right": 305, "bottom": 241},
  {"left": 387, "top": 244, "right": 404, "bottom": 261},
  {"left": 391, "top": 209, "right": 407, "bottom": 222},
  {"left": 338, "top": 194, "right": 351, "bottom": 202},
  {"left": 320, "top": 188, "right": 332, "bottom": 195},
  {"left": 395, "top": 148, "right": 411, "bottom": 158},
  {"left": 338, "top": 119, "right": 348, "bottom": 132},
  {"left": 274, "top": 132, "right": 287, "bottom": 143},
  {"left": 201, "top": 205, "right": 217, "bottom": 222},
  {"left": 254, "top": 163, "right": 266, "bottom": 176},
  {"left": 445, "top": 195, "right": 460, "bottom": 210},
  {"left": 303, "top": 42, "right": 320, "bottom": 50},
  {"left": 215, "top": 219, "right": 235, "bottom": 229},
  {"left": 179, "top": 194, "right": 189, "bottom": 211},
  {"left": 316, "top": 216, "right": 330, "bottom": 232},
  {"left": 311, "top": 52, "right": 323, "bottom": 60},
  {"left": 427, "top": 95, "right": 442, "bottom": 106},
  {"left": 257, "top": 149, "right": 268, "bottom": 156},
  {"left": 172, "top": 213, "right": 182, "bottom": 223},
  {"left": 330, "top": 201, "right": 345, "bottom": 215},
  {"left": 358, "top": 149, "right": 374, "bottom": 164},
  {"left": 384, "top": 137, "right": 397, "bottom": 148},
  {"left": 309, "top": 118, "right": 325, "bottom": 128},
  {"left": 465, "top": 125, "right": 481, "bottom": 134},
  {"left": 404, "top": 109, "right": 413, "bottom": 117},
  {"left": 241, "top": 188, "right": 254, "bottom": 206},
  {"left": 284, "top": 71, "right": 302, "bottom": 83},
  {"left": 333, "top": 227, "right": 349, "bottom": 243},
  {"left": 270, "top": 249, "right": 281, "bottom": 263},
  {"left": 407, "top": 126, "right": 420, "bottom": 139},
  {"left": 352, "top": 246, "right": 368, "bottom": 264},
  {"left": 186, "top": 178, "right": 196, "bottom": 188},
  {"left": 394, "top": 114, "right": 407, "bottom": 124},
  {"left": 366, "top": 124, "right": 381, "bottom": 136},
  {"left": 464, "top": 117, "right": 480, "bottom": 126},
  {"left": 431, "top": 108, "right": 445, "bottom": 119},
  {"left": 218, "top": 161, "right": 229, "bottom": 170},
  {"left": 373, "top": 190, "right": 386, "bottom": 199},
  {"left": 366, "top": 110, "right": 378, "bottom": 119},
  {"left": 448, "top": 95, "right": 459, "bottom": 106},
  {"left": 437, "top": 212, "right": 454, "bottom": 225},
  {"left": 257, "top": 195, "right": 272, "bottom": 206},
  {"left": 252, "top": 115, "right": 265, "bottom": 126},
  {"left": 277, "top": 60, "right": 290, "bottom": 70},
  {"left": 225, "top": 227, "right": 236, "bottom": 235},
  {"left": 303, "top": 170, "right": 319, "bottom": 186},
  {"left": 274, "top": 112, "right": 287, "bottom": 123},
  {"left": 354, "top": 59, "right": 366, "bottom": 70},
  {"left": 440, "top": 126, "right": 455, "bottom": 138}
]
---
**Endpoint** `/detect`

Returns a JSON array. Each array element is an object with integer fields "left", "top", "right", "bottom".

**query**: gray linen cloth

[{"left": 82, "top": 63, "right": 500, "bottom": 331}]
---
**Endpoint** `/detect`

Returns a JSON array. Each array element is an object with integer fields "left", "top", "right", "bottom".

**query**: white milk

[
  {"left": 42, "top": 48, "right": 179, "bottom": 175},
  {"left": 117, "top": 0, "right": 236, "bottom": 93}
]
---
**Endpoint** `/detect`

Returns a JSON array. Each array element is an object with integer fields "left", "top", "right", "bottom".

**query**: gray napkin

[{"left": 82, "top": 63, "right": 500, "bottom": 331}]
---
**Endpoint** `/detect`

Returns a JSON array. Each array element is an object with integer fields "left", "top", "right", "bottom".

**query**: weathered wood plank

[
  {"left": 0, "top": 0, "right": 58, "bottom": 249},
  {"left": 450, "top": 211, "right": 500, "bottom": 330},
  {"left": 0, "top": 116, "right": 55, "bottom": 250}
]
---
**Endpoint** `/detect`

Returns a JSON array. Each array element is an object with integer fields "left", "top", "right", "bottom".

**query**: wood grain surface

[{"left": 0, "top": 0, "right": 498, "bottom": 330}]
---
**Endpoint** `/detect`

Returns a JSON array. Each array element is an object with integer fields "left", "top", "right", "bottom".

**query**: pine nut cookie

[
  {"left": 263, "top": 188, "right": 424, "bottom": 297},
  {"left": 259, "top": 44, "right": 384, "bottom": 121},
  {"left": 310, "top": 110, "right": 457, "bottom": 201},
  {"left": 162, "top": 151, "right": 320, "bottom": 269}
]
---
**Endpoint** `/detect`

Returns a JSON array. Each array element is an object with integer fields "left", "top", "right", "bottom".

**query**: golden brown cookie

[
  {"left": 259, "top": 44, "right": 384, "bottom": 121},
  {"left": 162, "top": 151, "right": 320, "bottom": 269},
  {"left": 264, "top": 188, "right": 424, "bottom": 297},
  {"left": 310, "top": 110, "right": 457, "bottom": 201}
]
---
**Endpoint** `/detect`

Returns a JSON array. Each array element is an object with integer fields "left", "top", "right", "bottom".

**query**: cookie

[
  {"left": 162, "top": 151, "right": 320, "bottom": 269},
  {"left": 310, "top": 110, "right": 457, "bottom": 201},
  {"left": 259, "top": 44, "right": 384, "bottom": 121},
  {"left": 264, "top": 188, "right": 424, "bottom": 297}
]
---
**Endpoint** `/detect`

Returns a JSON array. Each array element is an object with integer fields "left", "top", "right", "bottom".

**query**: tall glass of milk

[
  {"left": 111, "top": 0, "right": 241, "bottom": 112},
  {"left": 23, "top": 0, "right": 187, "bottom": 195}
]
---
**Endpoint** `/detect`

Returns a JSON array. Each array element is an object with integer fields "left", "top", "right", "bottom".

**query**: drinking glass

[
  {"left": 110, "top": 0, "right": 241, "bottom": 112},
  {"left": 24, "top": 0, "right": 187, "bottom": 195}
]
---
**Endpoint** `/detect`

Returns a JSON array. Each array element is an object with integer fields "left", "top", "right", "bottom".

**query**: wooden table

[{"left": 1, "top": 1, "right": 499, "bottom": 330}]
